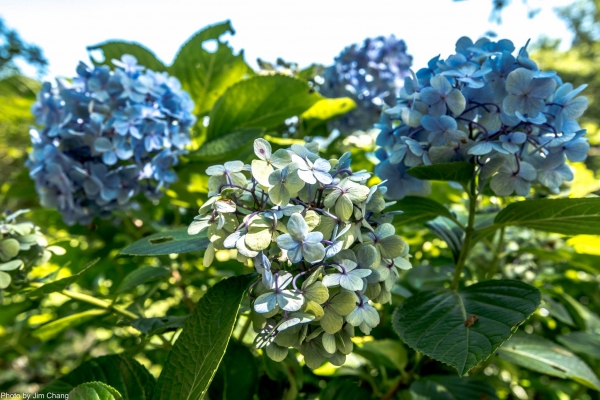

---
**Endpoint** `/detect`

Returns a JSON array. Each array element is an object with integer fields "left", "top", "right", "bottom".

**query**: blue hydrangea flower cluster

[
  {"left": 375, "top": 37, "right": 589, "bottom": 199},
  {"left": 320, "top": 35, "right": 412, "bottom": 134},
  {"left": 28, "top": 55, "right": 196, "bottom": 225}
]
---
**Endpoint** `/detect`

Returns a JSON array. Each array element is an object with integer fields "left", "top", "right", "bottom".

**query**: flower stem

[{"left": 450, "top": 179, "right": 478, "bottom": 290}]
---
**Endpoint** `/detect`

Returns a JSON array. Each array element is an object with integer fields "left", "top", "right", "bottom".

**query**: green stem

[
  {"left": 487, "top": 226, "right": 505, "bottom": 279},
  {"left": 451, "top": 181, "right": 478, "bottom": 290}
]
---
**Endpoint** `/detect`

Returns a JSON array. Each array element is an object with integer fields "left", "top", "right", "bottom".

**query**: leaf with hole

[
  {"left": 497, "top": 333, "right": 600, "bottom": 391},
  {"left": 392, "top": 280, "right": 541, "bottom": 375},
  {"left": 119, "top": 228, "right": 209, "bottom": 256},
  {"left": 169, "top": 20, "right": 252, "bottom": 115},
  {"left": 87, "top": 41, "right": 167, "bottom": 72},
  {"left": 41, "top": 354, "right": 155, "bottom": 398},
  {"left": 152, "top": 274, "right": 256, "bottom": 400}
]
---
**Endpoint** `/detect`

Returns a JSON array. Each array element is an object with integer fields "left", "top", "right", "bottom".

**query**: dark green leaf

[
  {"left": 320, "top": 378, "right": 372, "bottom": 400},
  {"left": 557, "top": 331, "right": 600, "bottom": 359},
  {"left": 392, "top": 280, "right": 541, "bottom": 375},
  {"left": 33, "top": 309, "right": 108, "bottom": 342},
  {"left": 392, "top": 196, "right": 454, "bottom": 225},
  {"left": 410, "top": 375, "right": 499, "bottom": 400},
  {"left": 27, "top": 258, "right": 100, "bottom": 298},
  {"left": 493, "top": 198, "right": 600, "bottom": 235},
  {"left": 191, "top": 128, "right": 264, "bottom": 162},
  {"left": 407, "top": 162, "right": 474, "bottom": 184},
  {"left": 208, "top": 341, "right": 259, "bottom": 400},
  {"left": 206, "top": 75, "right": 322, "bottom": 141},
  {"left": 115, "top": 267, "right": 171, "bottom": 294},
  {"left": 69, "top": 382, "right": 123, "bottom": 400},
  {"left": 41, "top": 354, "right": 156, "bottom": 399},
  {"left": 131, "top": 316, "right": 189, "bottom": 336},
  {"left": 169, "top": 21, "right": 251, "bottom": 116},
  {"left": 497, "top": 333, "right": 600, "bottom": 390},
  {"left": 152, "top": 274, "right": 256, "bottom": 400},
  {"left": 119, "top": 228, "right": 209, "bottom": 256},
  {"left": 87, "top": 41, "right": 167, "bottom": 72}
]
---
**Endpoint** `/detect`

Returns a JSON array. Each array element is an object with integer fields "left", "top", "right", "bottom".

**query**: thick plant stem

[{"left": 451, "top": 181, "right": 478, "bottom": 290}]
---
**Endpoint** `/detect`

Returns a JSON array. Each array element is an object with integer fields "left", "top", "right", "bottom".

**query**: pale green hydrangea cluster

[
  {"left": 0, "top": 210, "right": 51, "bottom": 291},
  {"left": 188, "top": 138, "right": 411, "bottom": 367}
]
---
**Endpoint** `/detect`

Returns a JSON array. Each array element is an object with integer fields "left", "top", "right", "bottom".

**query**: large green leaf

[
  {"left": 497, "top": 333, "right": 600, "bottom": 391},
  {"left": 87, "top": 41, "right": 167, "bottom": 72},
  {"left": 300, "top": 97, "right": 356, "bottom": 136},
  {"left": 208, "top": 341, "right": 259, "bottom": 400},
  {"left": 119, "top": 228, "right": 209, "bottom": 256},
  {"left": 169, "top": 21, "right": 252, "bottom": 116},
  {"left": 27, "top": 258, "right": 100, "bottom": 298},
  {"left": 557, "top": 331, "right": 600, "bottom": 359},
  {"left": 69, "top": 382, "right": 123, "bottom": 400},
  {"left": 392, "top": 280, "right": 541, "bottom": 375},
  {"left": 152, "top": 274, "right": 256, "bottom": 400},
  {"left": 407, "top": 162, "right": 474, "bottom": 184},
  {"left": 410, "top": 376, "right": 499, "bottom": 400},
  {"left": 41, "top": 354, "right": 156, "bottom": 399},
  {"left": 392, "top": 196, "right": 455, "bottom": 226},
  {"left": 33, "top": 309, "right": 108, "bottom": 342},
  {"left": 191, "top": 128, "right": 264, "bottom": 162},
  {"left": 492, "top": 198, "right": 600, "bottom": 236},
  {"left": 206, "top": 75, "right": 322, "bottom": 141}
]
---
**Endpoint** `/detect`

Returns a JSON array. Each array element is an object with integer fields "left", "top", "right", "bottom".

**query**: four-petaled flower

[{"left": 276, "top": 213, "right": 325, "bottom": 263}]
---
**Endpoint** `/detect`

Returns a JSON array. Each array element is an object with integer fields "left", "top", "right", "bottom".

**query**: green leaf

[
  {"left": 300, "top": 97, "right": 356, "bottom": 136},
  {"left": 131, "top": 316, "right": 189, "bottom": 336},
  {"left": 557, "top": 331, "right": 600, "bottom": 359},
  {"left": 541, "top": 294, "right": 574, "bottom": 326},
  {"left": 407, "top": 162, "right": 474, "bottom": 184},
  {"left": 425, "top": 217, "right": 463, "bottom": 262},
  {"left": 392, "top": 280, "right": 541, "bottom": 375},
  {"left": 115, "top": 266, "right": 170, "bottom": 294},
  {"left": 152, "top": 274, "right": 256, "bottom": 400},
  {"left": 319, "top": 378, "right": 372, "bottom": 400},
  {"left": 493, "top": 198, "right": 600, "bottom": 235},
  {"left": 33, "top": 309, "right": 108, "bottom": 342},
  {"left": 392, "top": 196, "right": 454, "bottom": 226},
  {"left": 353, "top": 339, "right": 407, "bottom": 372},
  {"left": 208, "top": 341, "right": 259, "bottom": 400},
  {"left": 119, "top": 228, "right": 209, "bottom": 256},
  {"left": 410, "top": 376, "right": 499, "bottom": 400},
  {"left": 69, "top": 382, "right": 123, "bottom": 400},
  {"left": 191, "top": 128, "right": 264, "bottom": 162},
  {"left": 169, "top": 21, "right": 252, "bottom": 116},
  {"left": 27, "top": 258, "right": 100, "bottom": 298},
  {"left": 206, "top": 75, "right": 322, "bottom": 141},
  {"left": 497, "top": 333, "right": 600, "bottom": 391},
  {"left": 41, "top": 354, "right": 156, "bottom": 399},
  {"left": 87, "top": 41, "right": 167, "bottom": 72}
]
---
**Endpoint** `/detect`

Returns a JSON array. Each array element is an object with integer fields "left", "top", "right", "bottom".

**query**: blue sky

[{"left": 2, "top": 0, "right": 574, "bottom": 80}]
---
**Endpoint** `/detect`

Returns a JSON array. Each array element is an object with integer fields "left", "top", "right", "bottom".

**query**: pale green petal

[
  {"left": 346, "top": 185, "right": 370, "bottom": 203},
  {"left": 324, "top": 190, "right": 342, "bottom": 209},
  {"left": 378, "top": 235, "right": 406, "bottom": 259},
  {"left": 266, "top": 343, "right": 288, "bottom": 362},
  {"left": 0, "top": 271, "right": 11, "bottom": 289},
  {"left": 269, "top": 182, "right": 291, "bottom": 206},
  {"left": 303, "top": 242, "right": 325, "bottom": 263},
  {"left": 304, "top": 282, "right": 329, "bottom": 303},
  {"left": 357, "top": 245, "right": 378, "bottom": 268},
  {"left": 0, "top": 238, "right": 20, "bottom": 261},
  {"left": 303, "top": 300, "right": 325, "bottom": 319},
  {"left": 245, "top": 229, "right": 272, "bottom": 251},
  {"left": 203, "top": 243, "right": 215, "bottom": 267},
  {"left": 0, "top": 259, "right": 23, "bottom": 271},
  {"left": 254, "top": 138, "right": 272, "bottom": 160},
  {"left": 322, "top": 332, "right": 336, "bottom": 354},
  {"left": 335, "top": 194, "right": 354, "bottom": 222},
  {"left": 287, "top": 213, "right": 308, "bottom": 240},
  {"left": 329, "top": 292, "right": 358, "bottom": 316},
  {"left": 320, "top": 309, "right": 343, "bottom": 334},
  {"left": 252, "top": 159, "right": 274, "bottom": 187},
  {"left": 304, "top": 210, "right": 320, "bottom": 232},
  {"left": 254, "top": 292, "right": 277, "bottom": 313},
  {"left": 375, "top": 223, "right": 396, "bottom": 238},
  {"left": 339, "top": 274, "right": 365, "bottom": 291},
  {"left": 271, "top": 148, "right": 292, "bottom": 168},
  {"left": 302, "top": 266, "right": 323, "bottom": 289}
]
